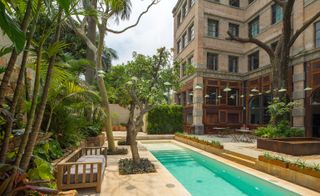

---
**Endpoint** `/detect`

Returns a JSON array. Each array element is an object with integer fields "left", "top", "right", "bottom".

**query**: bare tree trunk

[
  {"left": 126, "top": 103, "right": 135, "bottom": 145},
  {"left": 130, "top": 112, "right": 145, "bottom": 165},
  {"left": 0, "top": 0, "right": 32, "bottom": 106},
  {"left": 20, "top": 12, "right": 63, "bottom": 171},
  {"left": 96, "top": 21, "right": 115, "bottom": 152}
]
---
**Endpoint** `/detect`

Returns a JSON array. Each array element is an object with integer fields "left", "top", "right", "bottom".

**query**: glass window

[
  {"left": 181, "top": 62, "right": 186, "bottom": 77},
  {"left": 229, "top": 0, "right": 240, "bottom": 7},
  {"left": 248, "top": 51, "right": 259, "bottom": 71},
  {"left": 206, "top": 87, "right": 218, "bottom": 105},
  {"left": 316, "top": 21, "right": 320, "bottom": 48},
  {"left": 177, "top": 40, "right": 181, "bottom": 53},
  {"left": 188, "top": 23, "right": 195, "bottom": 41},
  {"left": 228, "top": 88, "right": 239, "bottom": 106},
  {"left": 207, "top": 53, "right": 218, "bottom": 70},
  {"left": 182, "top": 33, "right": 187, "bottom": 48},
  {"left": 188, "top": 56, "right": 194, "bottom": 65},
  {"left": 182, "top": 2, "right": 188, "bottom": 17},
  {"left": 228, "top": 56, "right": 239, "bottom": 73},
  {"left": 188, "top": 91, "right": 193, "bottom": 104},
  {"left": 272, "top": 4, "right": 283, "bottom": 24},
  {"left": 208, "top": 19, "right": 219, "bottom": 37},
  {"left": 186, "top": 113, "right": 193, "bottom": 124},
  {"left": 249, "top": 95, "right": 271, "bottom": 124},
  {"left": 249, "top": 17, "right": 259, "bottom": 37},
  {"left": 248, "top": 0, "right": 254, "bottom": 4},
  {"left": 177, "top": 12, "right": 181, "bottom": 26},
  {"left": 229, "top": 23, "right": 239, "bottom": 37}
]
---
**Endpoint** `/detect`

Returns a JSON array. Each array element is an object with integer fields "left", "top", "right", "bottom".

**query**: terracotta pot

[
  {"left": 258, "top": 156, "right": 288, "bottom": 168},
  {"left": 288, "top": 163, "right": 320, "bottom": 178}
]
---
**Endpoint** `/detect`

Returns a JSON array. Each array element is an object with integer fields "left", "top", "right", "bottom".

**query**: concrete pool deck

[{"left": 78, "top": 143, "right": 190, "bottom": 196}]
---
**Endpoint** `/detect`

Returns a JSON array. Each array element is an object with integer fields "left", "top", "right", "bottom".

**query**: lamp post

[{"left": 164, "top": 82, "right": 172, "bottom": 104}]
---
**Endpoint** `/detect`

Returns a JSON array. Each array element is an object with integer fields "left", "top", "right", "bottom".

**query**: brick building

[{"left": 173, "top": 0, "right": 320, "bottom": 136}]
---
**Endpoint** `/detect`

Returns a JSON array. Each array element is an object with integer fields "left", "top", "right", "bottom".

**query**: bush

[
  {"left": 107, "top": 147, "right": 128, "bottom": 155},
  {"left": 34, "top": 139, "right": 63, "bottom": 161},
  {"left": 119, "top": 158, "right": 156, "bottom": 175},
  {"left": 81, "top": 124, "right": 102, "bottom": 137},
  {"left": 256, "top": 120, "right": 304, "bottom": 138},
  {"left": 147, "top": 105, "right": 183, "bottom": 134}
]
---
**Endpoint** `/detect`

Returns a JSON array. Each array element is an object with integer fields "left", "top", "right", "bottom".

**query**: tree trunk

[
  {"left": 0, "top": 0, "right": 42, "bottom": 163},
  {"left": 130, "top": 112, "right": 145, "bottom": 165},
  {"left": 96, "top": 21, "right": 115, "bottom": 152},
  {"left": 126, "top": 103, "right": 135, "bottom": 145},
  {"left": 19, "top": 12, "right": 63, "bottom": 171},
  {"left": 0, "top": 0, "right": 32, "bottom": 106}
]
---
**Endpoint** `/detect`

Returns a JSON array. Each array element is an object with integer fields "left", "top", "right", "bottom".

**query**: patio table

[
  {"left": 236, "top": 129, "right": 256, "bottom": 143},
  {"left": 214, "top": 127, "right": 231, "bottom": 137}
]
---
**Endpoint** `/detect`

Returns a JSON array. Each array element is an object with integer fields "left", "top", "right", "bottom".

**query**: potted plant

[{"left": 82, "top": 124, "right": 105, "bottom": 147}]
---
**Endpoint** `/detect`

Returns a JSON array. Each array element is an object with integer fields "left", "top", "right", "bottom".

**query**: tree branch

[
  {"left": 226, "top": 31, "right": 275, "bottom": 58},
  {"left": 289, "top": 11, "right": 320, "bottom": 47},
  {"left": 106, "top": 0, "right": 159, "bottom": 34}
]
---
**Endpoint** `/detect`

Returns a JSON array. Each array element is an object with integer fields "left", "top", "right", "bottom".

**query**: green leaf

[
  {"left": 0, "top": 46, "right": 13, "bottom": 57},
  {"left": 0, "top": 2, "right": 26, "bottom": 53},
  {"left": 57, "top": 0, "right": 71, "bottom": 14}
]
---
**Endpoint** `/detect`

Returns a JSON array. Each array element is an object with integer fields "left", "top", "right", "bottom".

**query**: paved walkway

[
  {"left": 195, "top": 134, "right": 320, "bottom": 165},
  {"left": 78, "top": 144, "right": 190, "bottom": 196}
]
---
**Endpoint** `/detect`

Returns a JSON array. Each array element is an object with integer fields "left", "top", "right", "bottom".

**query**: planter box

[
  {"left": 257, "top": 137, "right": 320, "bottom": 156},
  {"left": 258, "top": 156, "right": 288, "bottom": 168},
  {"left": 174, "top": 135, "right": 223, "bottom": 153},
  {"left": 288, "top": 163, "right": 320, "bottom": 178},
  {"left": 86, "top": 134, "right": 106, "bottom": 147}
]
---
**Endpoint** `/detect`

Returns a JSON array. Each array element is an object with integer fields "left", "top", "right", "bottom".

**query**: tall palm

[{"left": 102, "top": 47, "right": 118, "bottom": 71}]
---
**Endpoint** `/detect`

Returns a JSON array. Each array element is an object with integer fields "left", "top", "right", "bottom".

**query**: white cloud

[{"left": 106, "top": 0, "right": 178, "bottom": 65}]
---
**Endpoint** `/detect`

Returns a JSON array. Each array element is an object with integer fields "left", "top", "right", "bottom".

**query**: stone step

[{"left": 221, "top": 152, "right": 256, "bottom": 168}]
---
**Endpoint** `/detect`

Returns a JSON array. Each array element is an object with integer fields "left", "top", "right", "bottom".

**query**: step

[{"left": 221, "top": 152, "right": 256, "bottom": 168}]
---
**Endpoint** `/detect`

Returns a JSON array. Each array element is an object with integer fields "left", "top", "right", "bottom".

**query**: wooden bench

[{"left": 56, "top": 147, "right": 107, "bottom": 193}]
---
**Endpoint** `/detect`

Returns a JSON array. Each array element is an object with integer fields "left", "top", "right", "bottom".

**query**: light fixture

[
  {"left": 249, "top": 94, "right": 254, "bottom": 97},
  {"left": 223, "top": 87, "right": 232, "bottom": 92},
  {"left": 265, "top": 90, "right": 271, "bottom": 94},
  {"left": 230, "top": 95, "right": 235, "bottom": 99},
  {"left": 304, "top": 87, "right": 313, "bottom": 91},
  {"left": 258, "top": 93, "right": 262, "bottom": 95},
  {"left": 240, "top": 94, "right": 244, "bottom": 98},
  {"left": 218, "top": 95, "right": 222, "bottom": 99},
  {"left": 278, "top": 88, "right": 287, "bottom": 93},
  {"left": 205, "top": 94, "right": 210, "bottom": 98},
  {"left": 251, "top": 88, "right": 259, "bottom": 93},
  {"left": 189, "top": 93, "right": 193, "bottom": 96},
  {"left": 195, "top": 84, "right": 202, "bottom": 90}
]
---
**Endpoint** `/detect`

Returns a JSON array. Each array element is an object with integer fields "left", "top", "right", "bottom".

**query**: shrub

[
  {"left": 147, "top": 105, "right": 183, "bottom": 134},
  {"left": 107, "top": 147, "right": 128, "bottom": 155},
  {"left": 119, "top": 158, "right": 156, "bottom": 175},
  {"left": 256, "top": 120, "right": 304, "bottom": 138},
  {"left": 81, "top": 124, "right": 102, "bottom": 137},
  {"left": 33, "top": 139, "right": 63, "bottom": 161},
  {"left": 27, "top": 157, "right": 56, "bottom": 188},
  {"left": 118, "top": 140, "right": 128, "bottom": 146}
]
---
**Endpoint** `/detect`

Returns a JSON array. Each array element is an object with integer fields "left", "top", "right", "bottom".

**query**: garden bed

[
  {"left": 257, "top": 137, "right": 320, "bottom": 156},
  {"left": 118, "top": 158, "right": 156, "bottom": 175}
]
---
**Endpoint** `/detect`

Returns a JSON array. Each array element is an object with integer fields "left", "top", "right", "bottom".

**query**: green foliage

[
  {"left": 81, "top": 124, "right": 102, "bottom": 137},
  {"left": 147, "top": 105, "right": 183, "bottom": 134},
  {"left": 0, "top": 2, "right": 26, "bottom": 53},
  {"left": 175, "top": 133, "right": 223, "bottom": 148},
  {"left": 33, "top": 139, "right": 63, "bottom": 162},
  {"left": 117, "top": 140, "right": 128, "bottom": 146},
  {"left": 119, "top": 158, "right": 156, "bottom": 175},
  {"left": 27, "top": 157, "right": 56, "bottom": 188},
  {"left": 268, "top": 98, "right": 295, "bottom": 125}
]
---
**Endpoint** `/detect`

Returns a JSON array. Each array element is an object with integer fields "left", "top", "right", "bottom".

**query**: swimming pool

[{"left": 143, "top": 142, "right": 300, "bottom": 196}]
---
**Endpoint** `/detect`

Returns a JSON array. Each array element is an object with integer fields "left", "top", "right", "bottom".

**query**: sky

[{"left": 107, "top": 0, "right": 178, "bottom": 65}]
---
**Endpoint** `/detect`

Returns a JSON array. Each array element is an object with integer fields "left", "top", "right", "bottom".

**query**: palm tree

[{"left": 102, "top": 47, "right": 119, "bottom": 72}]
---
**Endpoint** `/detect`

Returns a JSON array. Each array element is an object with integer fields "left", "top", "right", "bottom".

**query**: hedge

[{"left": 147, "top": 105, "right": 183, "bottom": 134}]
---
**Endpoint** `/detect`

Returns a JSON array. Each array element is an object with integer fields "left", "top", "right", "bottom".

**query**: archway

[{"left": 311, "top": 88, "right": 320, "bottom": 137}]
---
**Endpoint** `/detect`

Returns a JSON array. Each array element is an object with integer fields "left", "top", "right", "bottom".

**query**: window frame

[
  {"left": 248, "top": 16, "right": 260, "bottom": 37},
  {"left": 229, "top": 0, "right": 240, "bottom": 8},
  {"left": 229, "top": 23, "right": 239, "bottom": 37},
  {"left": 228, "top": 56, "right": 239, "bottom": 73},
  {"left": 208, "top": 19, "right": 219, "bottom": 38},
  {"left": 315, "top": 21, "right": 320, "bottom": 48},
  {"left": 188, "top": 23, "right": 195, "bottom": 41},
  {"left": 207, "top": 52, "right": 219, "bottom": 71},
  {"left": 248, "top": 51, "right": 259, "bottom": 71},
  {"left": 271, "top": 4, "right": 283, "bottom": 25}
]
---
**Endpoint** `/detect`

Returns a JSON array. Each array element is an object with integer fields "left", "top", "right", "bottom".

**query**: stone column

[
  {"left": 192, "top": 76, "right": 204, "bottom": 135},
  {"left": 292, "top": 63, "right": 305, "bottom": 131}
]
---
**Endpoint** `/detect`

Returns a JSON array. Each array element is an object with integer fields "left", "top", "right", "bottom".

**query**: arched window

[{"left": 249, "top": 95, "right": 271, "bottom": 124}]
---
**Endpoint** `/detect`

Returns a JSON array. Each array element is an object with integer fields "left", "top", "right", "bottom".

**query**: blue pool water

[{"left": 143, "top": 142, "right": 300, "bottom": 196}]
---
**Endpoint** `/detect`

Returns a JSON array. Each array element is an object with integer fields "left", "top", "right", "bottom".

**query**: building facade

[{"left": 172, "top": 0, "right": 320, "bottom": 137}]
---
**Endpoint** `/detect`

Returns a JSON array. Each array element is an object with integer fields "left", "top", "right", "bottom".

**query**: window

[
  {"left": 229, "top": 0, "right": 240, "bottom": 7},
  {"left": 272, "top": 4, "right": 283, "bottom": 24},
  {"left": 228, "top": 88, "right": 239, "bottom": 106},
  {"left": 205, "top": 87, "right": 218, "bottom": 105},
  {"left": 249, "top": 95, "right": 271, "bottom": 124},
  {"left": 188, "top": 23, "right": 195, "bottom": 41},
  {"left": 248, "top": 51, "right": 259, "bottom": 71},
  {"left": 189, "top": 0, "right": 195, "bottom": 7},
  {"left": 177, "top": 40, "right": 182, "bottom": 53},
  {"left": 316, "top": 21, "right": 320, "bottom": 48},
  {"left": 248, "top": 0, "right": 254, "bottom": 4},
  {"left": 182, "top": 1, "right": 188, "bottom": 17},
  {"left": 188, "top": 56, "right": 194, "bottom": 65},
  {"left": 228, "top": 56, "right": 239, "bottom": 73},
  {"left": 182, "top": 33, "right": 187, "bottom": 48},
  {"left": 208, "top": 19, "right": 219, "bottom": 37},
  {"left": 249, "top": 17, "right": 259, "bottom": 37},
  {"left": 229, "top": 23, "right": 239, "bottom": 37},
  {"left": 177, "top": 12, "right": 182, "bottom": 26},
  {"left": 186, "top": 113, "right": 193, "bottom": 124},
  {"left": 188, "top": 91, "right": 193, "bottom": 104},
  {"left": 207, "top": 53, "right": 218, "bottom": 70},
  {"left": 181, "top": 62, "right": 186, "bottom": 77}
]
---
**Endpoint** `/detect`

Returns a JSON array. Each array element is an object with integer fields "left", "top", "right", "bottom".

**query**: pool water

[{"left": 143, "top": 142, "right": 300, "bottom": 196}]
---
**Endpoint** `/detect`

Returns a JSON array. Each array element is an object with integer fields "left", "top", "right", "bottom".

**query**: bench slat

[{"left": 82, "top": 164, "right": 86, "bottom": 184}]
